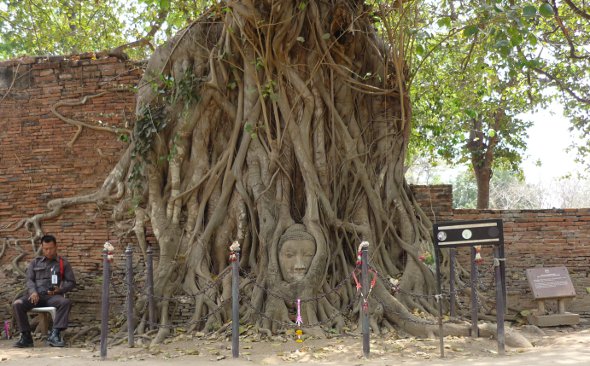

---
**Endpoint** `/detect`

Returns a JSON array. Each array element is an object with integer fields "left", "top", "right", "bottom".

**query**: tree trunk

[
  {"left": 475, "top": 165, "right": 492, "bottom": 209},
  {"left": 467, "top": 114, "right": 499, "bottom": 210},
  {"left": 25, "top": 0, "right": 476, "bottom": 341}
]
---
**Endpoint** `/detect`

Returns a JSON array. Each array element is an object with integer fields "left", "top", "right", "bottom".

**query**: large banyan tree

[{"left": 27, "top": 0, "right": 477, "bottom": 341}]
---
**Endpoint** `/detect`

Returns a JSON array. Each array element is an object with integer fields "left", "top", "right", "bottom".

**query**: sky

[{"left": 520, "top": 104, "right": 585, "bottom": 184}]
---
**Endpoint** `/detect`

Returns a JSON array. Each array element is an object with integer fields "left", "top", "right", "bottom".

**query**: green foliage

[
  {"left": 463, "top": 25, "right": 479, "bottom": 37},
  {"left": 244, "top": 123, "right": 258, "bottom": 140},
  {"left": 129, "top": 105, "right": 167, "bottom": 192},
  {"left": 0, "top": 0, "right": 212, "bottom": 60},
  {"left": 0, "top": 0, "right": 130, "bottom": 58},
  {"left": 173, "top": 70, "right": 201, "bottom": 107},
  {"left": 119, "top": 134, "right": 130, "bottom": 143},
  {"left": 128, "top": 66, "right": 200, "bottom": 194},
  {"left": 254, "top": 57, "right": 264, "bottom": 71},
  {"left": 166, "top": 134, "right": 179, "bottom": 162},
  {"left": 538, "top": 3, "right": 554, "bottom": 18},
  {"left": 447, "top": 166, "right": 590, "bottom": 209},
  {"left": 452, "top": 171, "right": 478, "bottom": 209},
  {"left": 522, "top": 5, "right": 537, "bottom": 19},
  {"left": 262, "top": 80, "right": 278, "bottom": 101},
  {"left": 133, "top": 106, "right": 167, "bottom": 158}
]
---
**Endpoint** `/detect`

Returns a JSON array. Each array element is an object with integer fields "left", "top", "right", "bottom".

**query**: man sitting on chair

[{"left": 13, "top": 234, "right": 76, "bottom": 347}]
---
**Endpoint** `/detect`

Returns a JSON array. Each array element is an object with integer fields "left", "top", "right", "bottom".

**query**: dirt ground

[{"left": 1, "top": 321, "right": 589, "bottom": 366}]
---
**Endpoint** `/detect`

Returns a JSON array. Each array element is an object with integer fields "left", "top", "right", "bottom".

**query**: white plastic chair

[{"left": 30, "top": 307, "right": 57, "bottom": 334}]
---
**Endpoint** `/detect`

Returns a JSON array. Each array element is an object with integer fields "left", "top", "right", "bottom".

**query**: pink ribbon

[
  {"left": 4, "top": 320, "right": 10, "bottom": 339},
  {"left": 296, "top": 299, "right": 303, "bottom": 326}
]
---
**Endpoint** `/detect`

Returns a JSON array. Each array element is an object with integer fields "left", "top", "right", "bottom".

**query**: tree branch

[
  {"left": 551, "top": 0, "right": 590, "bottom": 60},
  {"left": 532, "top": 67, "right": 590, "bottom": 104},
  {"left": 107, "top": 9, "right": 169, "bottom": 57},
  {"left": 562, "top": 0, "right": 590, "bottom": 20}
]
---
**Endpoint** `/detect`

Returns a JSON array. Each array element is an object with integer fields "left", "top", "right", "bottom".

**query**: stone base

[{"left": 528, "top": 312, "right": 580, "bottom": 327}]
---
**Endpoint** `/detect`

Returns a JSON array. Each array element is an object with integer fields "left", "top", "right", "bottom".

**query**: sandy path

[{"left": 1, "top": 326, "right": 589, "bottom": 366}]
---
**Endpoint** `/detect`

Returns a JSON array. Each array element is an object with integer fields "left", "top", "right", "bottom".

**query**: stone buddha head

[{"left": 278, "top": 224, "right": 316, "bottom": 283}]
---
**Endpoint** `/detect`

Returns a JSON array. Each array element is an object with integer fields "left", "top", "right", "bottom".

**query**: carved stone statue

[{"left": 278, "top": 224, "right": 316, "bottom": 283}]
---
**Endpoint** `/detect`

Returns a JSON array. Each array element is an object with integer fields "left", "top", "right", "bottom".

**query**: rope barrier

[
  {"left": 240, "top": 269, "right": 357, "bottom": 304},
  {"left": 243, "top": 293, "right": 360, "bottom": 329},
  {"left": 372, "top": 266, "right": 447, "bottom": 300},
  {"left": 118, "top": 265, "right": 233, "bottom": 302},
  {"left": 100, "top": 238, "right": 500, "bottom": 360},
  {"left": 144, "top": 297, "right": 232, "bottom": 330},
  {"left": 114, "top": 261, "right": 485, "bottom": 332}
]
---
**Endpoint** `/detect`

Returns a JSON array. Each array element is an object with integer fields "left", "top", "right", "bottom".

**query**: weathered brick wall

[
  {"left": 0, "top": 54, "right": 142, "bottom": 330},
  {"left": 412, "top": 185, "right": 590, "bottom": 317},
  {"left": 410, "top": 185, "right": 453, "bottom": 223}
]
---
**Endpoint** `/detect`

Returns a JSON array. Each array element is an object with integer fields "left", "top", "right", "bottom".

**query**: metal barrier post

[
  {"left": 100, "top": 245, "right": 111, "bottom": 360},
  {"left": 500, "top": 243, "right": 507, "bottom": 314},
  {"left": 231, "top": 242, "right": 240, "bottom": 358},
  {"left": 146, "top": 245, "right": 155, "bottom": 330},
  {"left": 434, "top": 247, "right": 445, "bottom": 358},
  {"left": 125, "top": 244, "right": 134, "bottom": 347},
  {"left": 449, "top": 248, "right": 456, "bottom": 317},
  {"left": 470, "top": 246, "right": 479, "bottom": 337},
  {"left": 361, "top": 242, "right": 370, "bottom": 358},
  {"left": 494, "top": 246, "right": 505, "bottom": 355}
]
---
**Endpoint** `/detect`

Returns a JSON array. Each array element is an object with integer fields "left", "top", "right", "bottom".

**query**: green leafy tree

[
  {"left": 452, "top": 171, "right": 478, "bottom": 209},
  {"left": 406, "top": 1, "right": 590, "bottom": 208},
  {"left": 1, "top": 0, "right": 128, "bottom": 58},
  {"left": 408, "top": 1, "right": 568, "bottom": 208},
  {"left": 0, "top": 0, "right": 209, "bottom": 59}
]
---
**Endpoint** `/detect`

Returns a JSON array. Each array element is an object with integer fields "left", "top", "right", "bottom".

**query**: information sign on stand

[{"left": 525, "top": 266, "right": 579, "bottom": 326}]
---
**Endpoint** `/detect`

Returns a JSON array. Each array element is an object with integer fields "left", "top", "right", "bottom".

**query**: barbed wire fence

[{"left": 97, "top": 240, "right": 503, "bottom": 360}]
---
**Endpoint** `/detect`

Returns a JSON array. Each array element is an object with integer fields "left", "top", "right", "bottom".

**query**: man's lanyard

[{"left": 50, "top": 257, "right": 64, "bottom": 285}]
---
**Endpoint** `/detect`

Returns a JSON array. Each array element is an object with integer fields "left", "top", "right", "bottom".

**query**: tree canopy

[
  {"left": 2, "top": 1, "right": 588, "bottom": 187},
  {"left": 0, "top": 0, "right": 208, "bottom": 59}
]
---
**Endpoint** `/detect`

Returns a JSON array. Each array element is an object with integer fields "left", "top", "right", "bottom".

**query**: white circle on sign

[
  {"left": 462, "top": 229, "right": 472, "bottom": 239},
  {"left": 437, "top": 231, "right": 447, "bottom": 241}
]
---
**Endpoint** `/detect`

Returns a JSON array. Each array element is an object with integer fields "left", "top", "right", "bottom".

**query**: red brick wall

[
  {"left": 0, "top": 55, "right": 141, "bottom": 329},
  {"left": 412, "top": 185, "right": 590, "bottom": 317},
  {"left": 410, "top": 185, "right": 453, "bottom": 223}
]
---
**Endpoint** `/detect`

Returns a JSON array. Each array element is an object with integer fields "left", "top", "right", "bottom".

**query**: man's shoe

[
  {"left": 47, "top": 328, "right": 65, "bottom": 347},
  {"left": 14, "top": 332, "right": 34, "bottom": 348}
]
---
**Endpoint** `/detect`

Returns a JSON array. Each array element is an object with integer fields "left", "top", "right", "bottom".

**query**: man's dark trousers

[{"left": 13, "top": 294, "right": 71, "bottom": 332}]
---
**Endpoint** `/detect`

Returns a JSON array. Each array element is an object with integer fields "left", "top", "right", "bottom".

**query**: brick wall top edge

[
  {"left": 409, "top": 184, "right": 453, "bottom": 189},
  {"left": 455, "top": 208, "right": 590, "bottom": 214},
  {"left": 0, "top": 52, "right": 145, "bottom": 67}
]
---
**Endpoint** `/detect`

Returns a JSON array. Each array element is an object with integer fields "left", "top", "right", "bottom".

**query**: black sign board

[{"left": 433, "top": 219, "right": 504, "bottom": 248}]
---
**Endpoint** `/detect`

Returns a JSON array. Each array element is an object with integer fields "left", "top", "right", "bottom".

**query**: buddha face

[{"left": 279, "top": 239, "right": 316, "bottom": 283}]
